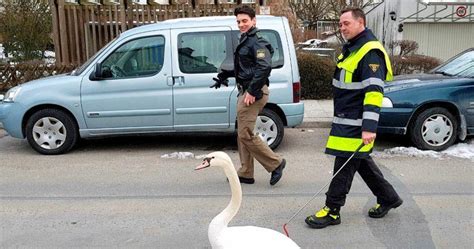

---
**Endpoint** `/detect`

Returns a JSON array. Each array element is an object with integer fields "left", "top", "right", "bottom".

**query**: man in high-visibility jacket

[{"left": 305, "top": 7, "right": 403, "bottom": 229}]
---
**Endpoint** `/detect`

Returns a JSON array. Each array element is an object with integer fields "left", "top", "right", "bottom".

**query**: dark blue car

[{"left": 378, "top": 48, "right": 474, "bottom": 151}]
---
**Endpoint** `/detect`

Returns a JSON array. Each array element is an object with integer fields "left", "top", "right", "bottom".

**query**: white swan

[{"left": 195, "top": 151, "right": 300, "bottom": 249}]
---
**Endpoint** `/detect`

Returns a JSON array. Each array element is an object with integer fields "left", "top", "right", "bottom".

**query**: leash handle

[
  {"left": 283, "top": 223, "right": 289, "bottom": 237},
  {"left": 282, "top": 142, "right": 365, "bottom": 237}
]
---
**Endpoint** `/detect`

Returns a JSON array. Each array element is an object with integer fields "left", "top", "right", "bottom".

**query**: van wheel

[
  {"left": 409, "top": 107, "right": 458, "bottom": 151},
  {"left": 25, "top": 109, "right": 78, "bottom": 155},
  {"left": 255, "top": 108, "right": 284, "bottom": 150}
]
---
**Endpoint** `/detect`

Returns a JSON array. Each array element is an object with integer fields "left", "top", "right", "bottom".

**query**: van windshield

[{"left": 72, "top": 36, "right": 119, "bottom": 76}]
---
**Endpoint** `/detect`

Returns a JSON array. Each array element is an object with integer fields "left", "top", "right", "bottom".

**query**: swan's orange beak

[{"left": 195, "top": 157, "right": 212, "bottom": 170}]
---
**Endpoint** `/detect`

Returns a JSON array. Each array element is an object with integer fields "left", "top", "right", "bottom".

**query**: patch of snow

[
  {"left": 161, "top": 152, "right": 195, "bottom": 159},
  {"left": 442, "top": 140, "right": 474, "bottom": 160},
  {"left": 373, "top": 139, "right": 474, "bottom": 161},
  {"left": 0, "top": 43, "right": 56, "bottom": 63}
]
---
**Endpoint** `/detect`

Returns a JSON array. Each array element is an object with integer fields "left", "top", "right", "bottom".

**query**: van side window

[
  {"left": 260, "top": 30, "right": 284, "bottom": 68},
  {"left": 101, "top": 36, "right": 165, "bottom": 79},
  {"left": 232, "top": 30, "right": 284, "bottom": 69},
  {"left": 178, "top": 32, "right": 232, "bottom": 74}
]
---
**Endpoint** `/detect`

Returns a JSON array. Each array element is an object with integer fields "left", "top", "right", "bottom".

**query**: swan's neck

[{"left": 209, "top": 162, "right": 242, "bottom": 247}]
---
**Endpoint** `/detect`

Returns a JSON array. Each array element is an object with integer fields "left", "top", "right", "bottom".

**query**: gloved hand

[{"left": 210, "top": 77, "right": 229, "bottom": 89}]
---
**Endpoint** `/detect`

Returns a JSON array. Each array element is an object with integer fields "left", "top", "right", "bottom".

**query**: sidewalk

[
  {"left": 299, "top": 99, "right": 333, "bottom": 128},
  {"left": 0, "top": 100, "right": 332, "bottom": 131}
]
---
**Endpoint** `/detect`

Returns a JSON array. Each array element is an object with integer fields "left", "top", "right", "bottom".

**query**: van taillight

[{"left": 293, "top": 82, "right": 301, "bottom": 103}]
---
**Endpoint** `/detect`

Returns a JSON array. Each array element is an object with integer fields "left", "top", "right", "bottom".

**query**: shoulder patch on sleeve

[
  {"left": 369, "top": 64, "right": 380, "bottom": 73},
  {"left": 256, "top": 49, "right": 266, "bottom": 59}
]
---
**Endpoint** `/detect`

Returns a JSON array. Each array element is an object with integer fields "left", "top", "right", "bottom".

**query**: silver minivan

[{"left": 0, "top": 15, "right": 304, "bottom": 155}]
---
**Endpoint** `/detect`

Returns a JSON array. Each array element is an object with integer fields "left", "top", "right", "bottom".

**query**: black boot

[
  {"left": 270, "top": 159, "right": 286, "bottom": 185},
  {"left": 305, "top": 206, "right": 341, "bottom": 229},
  {"left": 368, "top": 198, "right": 403, "bottom": 218}
]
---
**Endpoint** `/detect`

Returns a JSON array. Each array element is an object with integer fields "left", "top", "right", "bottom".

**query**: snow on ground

[
  {"left": 161, "top": 140, "right": 474, "bottom": 161},
  {"left": 161, "top": 152, "right": 208, "bottom": 160},
  {"left": 373, "top": 139, "right": 474, "bottom": 161}
]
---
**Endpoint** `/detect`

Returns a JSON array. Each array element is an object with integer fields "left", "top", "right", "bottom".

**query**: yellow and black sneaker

[
  {"left": 305, "top": 206, "right": 341, "bottom": 229},
  {"left": 368, "top": 198, "right": 403, "bottom": 218}
]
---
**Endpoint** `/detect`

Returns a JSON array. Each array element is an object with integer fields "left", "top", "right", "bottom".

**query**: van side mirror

[
  {"left": 89, "top": 63, "right": 104, "bottom": 81},
  {"left": 0, "top": 94, "right": 4, "bottom": 102}
]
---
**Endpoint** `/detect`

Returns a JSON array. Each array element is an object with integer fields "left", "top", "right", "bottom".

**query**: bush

[
  {"left": 297, "top": 52, "right": 335, "bottom": 99},
  {"left": 391, "top": 55, "right": 441, "bottom": 75},
  {"left": 387, "top": 39, "right": 441, "bottom": 75},
  {"left": 388, "top": 40, "right": 419, "bottom": 57},
  {"left": 0, "top": 0, "right": 52, "bottom": 62}
]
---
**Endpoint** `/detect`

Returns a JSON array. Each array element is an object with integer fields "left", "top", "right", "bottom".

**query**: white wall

[
  {"left": 404, "top": 22, "right": 474, "bottom": 60},
  {"left": 365, "top": 0, "right": 473, "bottom": 60}
]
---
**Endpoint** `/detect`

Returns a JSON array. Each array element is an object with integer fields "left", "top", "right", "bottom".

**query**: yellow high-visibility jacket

[{"left": 326, "top": 29, "right": 393, "bottom": 158}]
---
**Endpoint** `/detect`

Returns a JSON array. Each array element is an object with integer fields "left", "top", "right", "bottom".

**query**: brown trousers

[{"left": 236, "top": 85, "right": 282, "bottom": 178}]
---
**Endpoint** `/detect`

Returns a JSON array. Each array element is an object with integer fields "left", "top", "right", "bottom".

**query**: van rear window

[
  {"left": 231, "top": 30, "right": 284, "bottom": 69},
  {"left": 177, "top": 30, "right": 284, "bottom": 74}
]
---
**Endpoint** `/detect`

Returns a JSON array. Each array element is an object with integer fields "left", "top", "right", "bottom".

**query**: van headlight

[
  {"left": 382, "top": 97, "right": 393, "bottom": 108},
  {"left": 3, "top": 86, "right": 21, "bottom": 103}
]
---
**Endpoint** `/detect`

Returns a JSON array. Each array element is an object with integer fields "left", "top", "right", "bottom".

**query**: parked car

[
  {"left": 0, "top": 16, "right": 304, "bottom": 155},
  {"left": 378, "top": 48, "right": 474, "bottom": 151}
]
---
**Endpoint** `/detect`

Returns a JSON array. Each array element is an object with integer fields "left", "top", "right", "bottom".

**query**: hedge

[{"left": 297, "top": 52, "right": 336, "bottom": 100}]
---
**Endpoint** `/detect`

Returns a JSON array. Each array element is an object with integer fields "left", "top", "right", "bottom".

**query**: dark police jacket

[
  {"left": 326, "top": 28, "right": 393, "bottom": 158},
  {"left": 218, "top": 27, "right": 274, "bottom": 99}
]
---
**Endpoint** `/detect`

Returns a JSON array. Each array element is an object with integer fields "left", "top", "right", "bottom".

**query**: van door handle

[
  {"left": 173, "top": 76, "right": 185, "bottom": 86},
  {"left": 167, "top": 76, "right": 174, "bottom": 86}
]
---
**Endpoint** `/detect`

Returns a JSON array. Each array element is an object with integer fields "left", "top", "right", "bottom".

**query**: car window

[
  {"left": 178, "top": 32, "right": 231, "bottom": 74},
  {"left": 435, "top": 50, "right": 474, "bottom": 78},
  {"left": 259, "top": 30, "right": 284, "bottom": 68},
  {"left": 101, "top": 36, "right": 165, "bottom": 79},
  {"left": 231, "top": 30, "right": 284, "bottom": 69}
]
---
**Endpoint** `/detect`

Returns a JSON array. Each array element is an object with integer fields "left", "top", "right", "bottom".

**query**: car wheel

[
  {"left": 409, "top": 107, "right": 458, "bottom": 151},
  {"left": 25, "top": 109, "right": 78, "bottom": 155},
  {"left": 254, "top": 108, "right": 284, "bottom": 150}
]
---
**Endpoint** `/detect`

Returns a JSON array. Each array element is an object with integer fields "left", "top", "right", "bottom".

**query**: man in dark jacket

[
  {"left": 211, "top": 5, "right": 286, "bottom": 186},
  {"left": 305, "top": 7, "right": 403, "bottom": 229}
]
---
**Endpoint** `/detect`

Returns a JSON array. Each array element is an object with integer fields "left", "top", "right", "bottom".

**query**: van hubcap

[
  {"left": 32, "top": 117, "right": 67, "bottom": 150},
  {"left": 254, "top": 116, "right": 277, "bottom": 145}
]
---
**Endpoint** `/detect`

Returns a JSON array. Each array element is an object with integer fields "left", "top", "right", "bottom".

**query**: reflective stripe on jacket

[{"left": 326, "top": 37, "right": 393, "bottom": 158}]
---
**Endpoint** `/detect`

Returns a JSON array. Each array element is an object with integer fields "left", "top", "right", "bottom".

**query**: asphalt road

[{"left": 0, "top": 128, "right": 472, "bottom": 248}]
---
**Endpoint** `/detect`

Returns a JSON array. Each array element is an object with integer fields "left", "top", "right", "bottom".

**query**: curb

[{"left": 297, "top": 121, "right": 332, "bottom": 128}]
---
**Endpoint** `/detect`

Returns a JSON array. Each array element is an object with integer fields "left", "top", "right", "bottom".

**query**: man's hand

[
  {"left": 362, "top": 131, "right": 376, "bottom": 145},
  {"left": 244, "top": 92, "right": 256, "bottom": 106},
  {"left": 210, "top": 77, "right": 229, "bottom": 89}
]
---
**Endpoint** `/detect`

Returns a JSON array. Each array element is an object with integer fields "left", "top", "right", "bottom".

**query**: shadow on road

[
  {"left": 77, "top": 133, "right": 238, "bottom": 152},
  {"left": 364, "top": 164, "right": 436, "bottom": 249}
]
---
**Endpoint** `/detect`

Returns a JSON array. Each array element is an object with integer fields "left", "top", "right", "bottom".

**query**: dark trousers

[{"left": 325, "top": 156, "right": 400, "bottom": 209}]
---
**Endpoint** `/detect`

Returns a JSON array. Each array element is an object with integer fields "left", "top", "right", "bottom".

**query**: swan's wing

[{"left": 219, "top": 226, "right": 300, "bottom": 249}]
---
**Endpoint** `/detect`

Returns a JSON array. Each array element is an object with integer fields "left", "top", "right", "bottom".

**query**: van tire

[
  {"left": 25, "top": 109, "right": 78, "bottom": 155},
  {"left": 255, "top": 108, "right": 284, "bottom": 150}
]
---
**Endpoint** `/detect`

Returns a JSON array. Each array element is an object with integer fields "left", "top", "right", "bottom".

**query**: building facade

[{"left": 366, "top": 0, "right": 474, "bottom": 60}]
